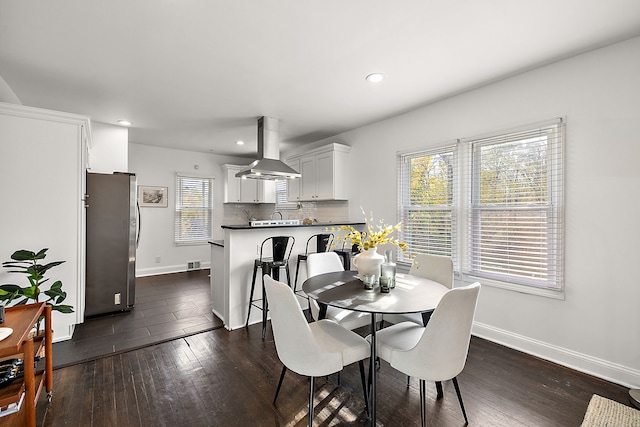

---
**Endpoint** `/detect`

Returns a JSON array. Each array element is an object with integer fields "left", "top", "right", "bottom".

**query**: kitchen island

[{"left": 209, "top": 222, "right": 364, "bottom": 330}]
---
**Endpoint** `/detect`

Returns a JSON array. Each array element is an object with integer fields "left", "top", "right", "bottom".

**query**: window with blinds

[
  {"left": 275, "top": 179, "right": 297, "bottom": 210},
  {"left": 174, "top": 174, "right": 213, "bottom": 245},
  {"left": 397, "top": 118, "right": 565, "bottom": 295},
  {"left": 465, "top": 119, "right": 564, "bottom": 290},
  {"left": 398, "top": 145, "right": 457, "bottom": 265}
]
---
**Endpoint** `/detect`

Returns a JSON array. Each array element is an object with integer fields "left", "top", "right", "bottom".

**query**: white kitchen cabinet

[
  {"left": 286, "top": 143, "right": 350, "bottom": 201},
  {"left": 285, "top": 157, "right": 300, "bottom": 202},
  {"left": 0, "top": 102, "right": 90, "bottom": 341},
  {"left": 222, "top": 164, "right": 275, "bottom": 203}
]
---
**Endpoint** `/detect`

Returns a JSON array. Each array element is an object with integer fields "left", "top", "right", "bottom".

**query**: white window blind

[
  {"left": 465, "top": 119, "right": 564, "bottom": 290},
  {"left": 398, "top": 145, "right": 457, "bottom": 265},
  {"left": 275, "top": 179, "right": 297, "bottom": 210},
  {"left": 174, "top": 174, "right": 213, "bottom": 245}
]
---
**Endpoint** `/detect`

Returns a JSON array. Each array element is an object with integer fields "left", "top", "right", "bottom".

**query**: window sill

[
  {"left": 175, "top": 241, "right": 210, "bottom": 247},
  {"left": 461, "top": 274, "right": 565, "bottom": 300}
]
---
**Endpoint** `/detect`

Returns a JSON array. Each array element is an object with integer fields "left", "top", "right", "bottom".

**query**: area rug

[{"left": 581, "top": 394, "right": 640, "bottom": 426}]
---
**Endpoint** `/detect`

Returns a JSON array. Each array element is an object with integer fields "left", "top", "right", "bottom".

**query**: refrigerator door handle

[{"left": 136, "top": 201, "right": 141, "bottom": 249}]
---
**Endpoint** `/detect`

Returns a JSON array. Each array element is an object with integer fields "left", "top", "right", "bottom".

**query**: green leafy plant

[{"left": 0, "top": 248, "right": 74, "bottom": 314}]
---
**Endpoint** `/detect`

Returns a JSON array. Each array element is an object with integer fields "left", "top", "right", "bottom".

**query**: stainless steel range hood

[{"left": 235, "top": 116, "right": 301, "bottom": 180}]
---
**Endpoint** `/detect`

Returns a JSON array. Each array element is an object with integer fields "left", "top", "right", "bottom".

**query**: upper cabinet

[
  {"left": 286, "top": 143, "right": 350, "bottom": 201},
  {"left": 285, "top": 157, "right": 300, "bottom": 202},
  {"left": 223, "top": 164, "right": 275, "bottom": 204}
]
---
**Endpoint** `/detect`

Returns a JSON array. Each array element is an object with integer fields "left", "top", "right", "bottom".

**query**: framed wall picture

[{"left": 138, "top": 185, "right": 168, "bottom": 207}]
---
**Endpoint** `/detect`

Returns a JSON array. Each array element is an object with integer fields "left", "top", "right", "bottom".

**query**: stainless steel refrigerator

[{"left": 85, "top": 172, "right": 138, "bottom": 316}]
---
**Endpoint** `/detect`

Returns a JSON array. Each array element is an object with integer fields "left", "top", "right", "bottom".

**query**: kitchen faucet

[{"left": 270, "top": 211, "right": 283, "bottom": 220}]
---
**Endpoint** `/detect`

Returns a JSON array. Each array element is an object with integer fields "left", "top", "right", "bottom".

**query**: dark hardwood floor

[
  {"left": 52, "top": 269, "right": 222, "bottom": 368},
  {"left": 39, "top": 271, "right": 631, "bottom": 426}
]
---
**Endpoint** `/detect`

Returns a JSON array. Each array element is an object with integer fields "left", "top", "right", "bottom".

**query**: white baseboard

[
  {"left": 136, "top": 262, "right": 211, "bottom": 277},
  {"left": 52, "top": 323, "right": 75, "bottom": 342},
  {"left": 473, "top": 321, "right": 640, "bottom": 389}
]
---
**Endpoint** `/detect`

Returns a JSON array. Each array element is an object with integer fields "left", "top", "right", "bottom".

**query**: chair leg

[
  {"left": 261, "top": 267, "right": 269, "bottom": 340},
  {"left": 407, "top": 375, "right": 410, "bottom": 387},
  {"left": 358, "top": 360, "right": 370, "bottom": 416},
  {"left": 419, "top": 379, "right": 426, "bottom": 427},
  {"left": 273, "top": 366, "right": 287, "bottom": 405},
  {"left": 294, "top": 258, "right": 301, "bottom": 291},
  {"left": 246, "top": 263, "right": 259, "bottom": 327},
  {"left": 308, "top": 376, "right": 315, "bottom": 427},
  {"left": 436, "top": 380, "right": 443, "bottom": 399},
  {"left": 452, "top": 377, "right": 469, "bottom": 425},
  {"left": 285, "top": 264, "right": 291, "bottom": 288}
]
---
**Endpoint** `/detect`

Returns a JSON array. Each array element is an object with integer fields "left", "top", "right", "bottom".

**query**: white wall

[
  {"left": 128, "top": 143, "right": 248, "bottom": 276},
  {"left": 322, "top": 37, "right": 640, "bottom": 387},
  {"left": 0, "top": 74, "right": 21, "bottom": 104},
  {"left": 88, "top": 121, "right": 129, "bottom": 173},
  {"left": 0, "top": 103, "right": 89, "bottom": 341}
]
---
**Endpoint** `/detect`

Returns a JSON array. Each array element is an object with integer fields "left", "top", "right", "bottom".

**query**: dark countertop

[
  {"left": 220, "top": 222, "right": 365, "bottom": 230},
  {"left": 209, "top": 240, "right": 224, "bottom": 247}
]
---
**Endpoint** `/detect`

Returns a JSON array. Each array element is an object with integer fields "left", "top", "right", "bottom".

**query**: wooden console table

[{"left": 0, "top": 303, "right": 53, "bottom": 426}]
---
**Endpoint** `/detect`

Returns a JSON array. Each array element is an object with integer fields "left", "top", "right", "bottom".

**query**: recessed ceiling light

[
  {"left": 117, "top": 120, "right": 132, "bottom": 126},
  {"left": 366, "top": 73, "right": 385, "bottom": 83},
  {"left": 236, "top": 140, "right": 245, "bottom": 145}
]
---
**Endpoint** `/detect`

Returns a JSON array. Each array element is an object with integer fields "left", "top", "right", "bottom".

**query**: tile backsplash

[{"left": 222, "top": 200, "right": 349, "bottom": 225}]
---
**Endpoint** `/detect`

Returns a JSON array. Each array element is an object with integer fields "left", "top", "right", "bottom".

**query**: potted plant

[
  {"left": 328, "top": 208, "right": 409, "bottom": 280},
  {"left": 0, "top": 248, "right": 74, "bottom": 332}
]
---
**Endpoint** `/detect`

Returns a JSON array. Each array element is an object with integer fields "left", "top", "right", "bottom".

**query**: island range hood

[{"left": 235, "top": 116, "right": 301, "bottom": 180}]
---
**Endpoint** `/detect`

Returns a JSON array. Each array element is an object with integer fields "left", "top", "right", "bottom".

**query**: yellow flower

[{"left": 327, "top": 208, "right": 408, "bottom": 253}]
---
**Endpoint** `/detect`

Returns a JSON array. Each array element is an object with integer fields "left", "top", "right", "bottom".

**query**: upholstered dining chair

[
  {"left": 383, "top": 253, "right": 454, "bottom": 327},
  {"left": 372, "top": 282, "right": 481, "bottom": 426},
  {"left": 264, "top": 275, "right": 370, "bottom": 426},
  {"left": 306, "top": 252, "right": 372, "bottom": 331},
  {"left": 383, "top": 253, "right": 455, "bottom": 392}
]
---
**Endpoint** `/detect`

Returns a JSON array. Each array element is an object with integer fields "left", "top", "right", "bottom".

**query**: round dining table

[{"left": 303, "top": 270, "right": 449, "bottom": 426}]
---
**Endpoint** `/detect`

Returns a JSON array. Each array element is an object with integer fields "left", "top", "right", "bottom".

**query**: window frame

[
  {"left": 397, "top": 144, "right": 458, "bottom": 267},
  {"left": 397, "top": 118, "right": 565, "bottom": 298},
  {"left": 274, "top": 179, "right": 298, "bottom": 211},
  {"left": 174, "top": 173, "right": 214, "bottom": 246},
  {"left": 462, "top": 120, "right": 565, "bottom": 297}
]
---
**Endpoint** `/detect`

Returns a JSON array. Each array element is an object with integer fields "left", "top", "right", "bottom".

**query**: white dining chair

[
  {"left": 264, "top": 275, "right": 371, "bottom": 426},
  {"left": 372, "top": 282, "right": 480, "bottom": 426},
  {"left": 306, "top": 252, "right": 372, "bottom": 331},
  {"left": 383, "top": 253, "right": 454, "bottom": 327},
  {"left": 383, "top": 254, "right": 455, "bottom": 391}
]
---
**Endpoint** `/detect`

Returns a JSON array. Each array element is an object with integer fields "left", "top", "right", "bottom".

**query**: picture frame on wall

[{"left": 138, "top": 185, "right": 168, "bottom": 207}]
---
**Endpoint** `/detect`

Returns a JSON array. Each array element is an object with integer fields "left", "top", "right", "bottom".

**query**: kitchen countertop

[
  {"left": 209, "top": 240, "right": 224, "bottom": 247},
  {"left": 220, "top": 221, "right": 365, "bottom": 230}
]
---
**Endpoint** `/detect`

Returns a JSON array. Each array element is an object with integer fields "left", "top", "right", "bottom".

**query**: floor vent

[{"left": 187, "top": 260, "right": 201, "bottom": 271}]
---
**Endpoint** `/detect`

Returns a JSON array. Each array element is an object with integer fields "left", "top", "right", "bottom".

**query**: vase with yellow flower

[{"left": 330, "top": 210, "right": 408, "bottom": 283}]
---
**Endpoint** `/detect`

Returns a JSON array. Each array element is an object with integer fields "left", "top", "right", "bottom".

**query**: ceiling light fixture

[
  {"left": 117, "top": 120, "right": 132, "bottom": 126},
  {"left": 366, "top": 73, "right": 385, "bottom": 83},
  {"left": 236, "top": 140, "right": 245, "bottom": 145}
]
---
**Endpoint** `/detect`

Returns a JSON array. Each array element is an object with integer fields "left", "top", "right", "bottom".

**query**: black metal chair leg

[
  {"left": 452, "top": 377, "right": 469, "bottom": 425},
  {"left": 285, "top": 264, "right": 291, "bottom": 288},
  {"left": 308, "top": 376, "right": 315, "bottom": 427},
  {"left": 246, "top": 264, "right": 259, "bottom": 327},
  {"left": 294, "top": 258, "right": 302, "bottom": 291},
  {"left": 419, "top": 379, "right": 426, "bottom": 427},
  {"left": 261, "top": 267, "right": 269, "bottom": 339},
  {"left": 273, "top": 366, "right": 287, "bottom": 404},
  {"left": 436, "top": 380, "right": 443, "bottom": 399},
  {"left": 358, "top": 360, "right": 370, "bottom": 416}
]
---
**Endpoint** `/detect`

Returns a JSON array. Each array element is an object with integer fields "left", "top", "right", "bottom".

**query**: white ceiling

[{"left": 1, "top": 1, "right": 639, "bottom": 158}]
